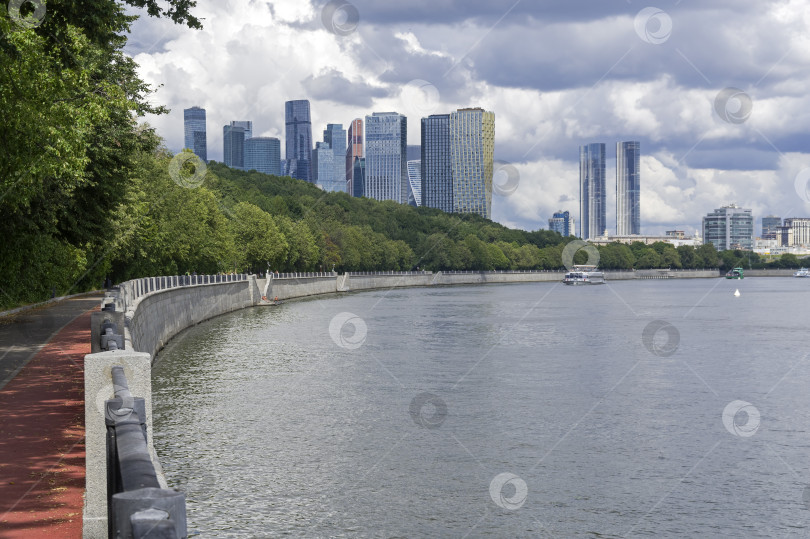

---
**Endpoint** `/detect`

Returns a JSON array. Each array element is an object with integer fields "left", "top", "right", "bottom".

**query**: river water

[{"left": 151, "top": 278, "right": 810, "bottom": 537}]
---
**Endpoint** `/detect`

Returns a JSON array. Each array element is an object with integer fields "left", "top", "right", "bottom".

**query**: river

[{"left": 151, "top": 278, "right": 810, "bottom": 537}]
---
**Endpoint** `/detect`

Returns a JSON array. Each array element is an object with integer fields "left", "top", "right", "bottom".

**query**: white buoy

[{"left": 734, "top": 289, "right": 740, "bottom": 297}]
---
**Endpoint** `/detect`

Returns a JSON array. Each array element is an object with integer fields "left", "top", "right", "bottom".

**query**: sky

[{"left": 124, "top": 0, "right": 810, "bottom": 235}]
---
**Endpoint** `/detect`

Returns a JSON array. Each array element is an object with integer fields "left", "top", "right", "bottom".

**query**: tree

[
  {"left": 230, "top": 202, "right": 288, "bottom": 272},
  {"left": 676, "top": 245, "right": 697, "bottom": 269},
  {"left": 695, "top": 244, "right": 720, "bottom": 268}
]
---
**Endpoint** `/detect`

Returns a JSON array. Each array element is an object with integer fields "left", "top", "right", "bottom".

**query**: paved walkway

[{"left": 0, "top": 293, "right": 103, "bottom": 538}]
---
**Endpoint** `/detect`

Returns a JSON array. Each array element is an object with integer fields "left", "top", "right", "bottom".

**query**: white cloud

[{"left": 125, "top": 0, "right": 810, "bottom": 234}]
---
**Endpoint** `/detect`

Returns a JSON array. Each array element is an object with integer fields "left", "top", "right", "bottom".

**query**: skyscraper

[
  {"left": 323, "top": 124, "right": 347, "bottom": 192},
  {"left": 312, "top": 142, "right": 339, "bottom": 192},
  {"left": 406, "top": 160, "right": 422, "bottom": 207},
  {"left": 231, "top": 120, "right": 253, "bottom": 140},
  {"left": 244, "top": 137, "right": 281, "bottom": 175},
  {"left": 702, "top": 204, "right": 754, "bottom": 250},
  {"left": 580, "top": 143, "right": 606, "bottom": 239},
  {"left": 346, "top": 119, "right": 363, "bottom": 196},
  {"left": 449, "top": 108, "right": 495, "bottom": 219},
  {"left": 421, "top": 114, "right": 452, "bottom": 211},
  {"left": 183, "top": 106, "right": 207, "bottom": 162},
  {"left": 352, "top": 157, "right": 365, "bottom": 198},
  {"left": 549, "top": 210, "right": 575, "bottom": 237},
  {"left": 285, "top": 100, "right": 313, "bottom": 182},
  {"left": 223, "top": 125, "right": 245, "bottom": 169},
  {"left": 364, "top": 112, "right": 407, "bottom": 203},
  {"left": 616, "top": 141, "right": 640, "bottom": 235}
]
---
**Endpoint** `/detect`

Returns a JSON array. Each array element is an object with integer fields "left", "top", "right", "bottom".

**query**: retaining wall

[{"left": 128, "top": 280, "right": 259, "bottom": 359}]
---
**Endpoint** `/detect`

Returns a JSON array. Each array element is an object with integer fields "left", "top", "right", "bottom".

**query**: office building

[
  {"left": 406, "top": 145, "right": 421, "bottom": 161},
  {"left": 407, "top": 160, "right": 422, "bottom": 207},
  {"left": 351, "top": 157, "right": 365, "bottom": 198},
  {"left": 548, "top": 210, "right": 575, "bottom": 237},
  {"left": 580, "top": 143, "right": 606, "bottom": 239},
  {"left": 223, "top": 125, "right": 245, "bottom": 169},
  {"left": 183, "top": 106, "right": 207, "bottom": 162},
  {"left": 346, "top": 119, "right": 363, "bottom": 196},
  {"left": 779, "top": 218, "right": 810, "bottom": 247},
  {"left": 702, "top": 204, "right": 754, "bottom": 250},
  {"left": 421, "top": 114, "right": 452, "bottom": 211},
  {"left": 761, "top": 216, "right": 781, "bottom": 240},
  {"left": 244, "top": 137, "right": 281, "bottom": 175},
  {"left": 285, "top": 100, "right": 313, "bottom": 182},
  {"left": 616, "top": 141, "right": 640, "bottom": 235},
  {"left": 364, "top": 112, "right": 408, "bottom": 203},
  {"left": 323, "top": 124, "right": 347, "bottom": 192},
  {"left": 449, "top": 108, "right": 495, "bottom": 219},
  {"left": 230, "top": 120, "right": 252, "bottom": 140},
  {"left": 312, "top": 142, "right": 342, "bottom": 192}
]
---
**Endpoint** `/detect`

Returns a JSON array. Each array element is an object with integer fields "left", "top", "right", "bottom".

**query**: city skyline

[
  {"left": 183, "top": 103, "right": 800, "bottom": 238},
  {"left": 130, "top": 3, "right": 810, "bottom": 236}
]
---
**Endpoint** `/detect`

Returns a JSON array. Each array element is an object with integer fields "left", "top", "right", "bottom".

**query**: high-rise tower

[
  {"left": 364, "top": 112, "right": 407, "bottom": 203},
  {"left": 616, "top": 141, "right": 640, "bottom": 235},
  {"left": 449, "top": 108, "right": 495, "bottom": 219},
  {"left": 244, "top": 137, "right": 281, "bottom": 175},
  {"left": 580, "top": 143, "right": 606, "bottom": 239},
  {"left": 284, "top": 100, "right": 313, "bottom": 182},
  {"left": 421, "top": 114, "right": 451, "bottom": 211},
  {"left": 183, "top": 106, "right": 207, "bottom": 162},
  {"left": 223, "top": 125, "right": 245, "bottom": 169},
  {"left": 323, "top": 124, "right": 347, "bottom": 192},
  {"left": 346, "top": 118, "right": 363, "bottom": 196}
]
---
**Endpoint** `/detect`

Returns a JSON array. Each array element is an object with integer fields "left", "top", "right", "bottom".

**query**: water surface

[{"left": 152, "top": 278, "right": 810, "bottom": 537}]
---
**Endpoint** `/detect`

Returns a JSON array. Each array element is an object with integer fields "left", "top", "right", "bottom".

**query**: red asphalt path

[{"left": 0, "top": 308, "right": 95, "bottom": 538}]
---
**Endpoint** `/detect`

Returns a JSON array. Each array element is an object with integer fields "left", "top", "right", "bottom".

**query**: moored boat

[
  {"left": 725, "top": 267, "right": 744, "bottom": 279},
  {"left": 794, "top": 268, "right": 810, "bottom": 277},
  {"left": 563, "top": 265, "right": 605, "bottom": 285}
]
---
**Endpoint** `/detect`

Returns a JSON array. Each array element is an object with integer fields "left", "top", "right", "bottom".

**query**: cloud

[
  {"left": 123, "top": 0, "right": 810, "bottom": 234},
  {"left": 302, "top": 69, "right": 388, "bottom": 107}
]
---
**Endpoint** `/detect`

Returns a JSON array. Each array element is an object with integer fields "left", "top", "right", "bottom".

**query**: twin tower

[{"left": 580, "top": 141, "right": 640, "bottom": 239}]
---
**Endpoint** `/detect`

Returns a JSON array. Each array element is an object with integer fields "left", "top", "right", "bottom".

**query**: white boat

[
  {"left": 794, "top": 268, "right": 810, "bottom": 277},
  {"left": 563, "top": 265, "right": 605, "bottom": 285}
]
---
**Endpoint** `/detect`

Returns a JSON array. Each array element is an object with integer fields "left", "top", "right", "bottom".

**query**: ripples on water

[{"left": 151, "top": 279, "right": 810, "bottom": 537}]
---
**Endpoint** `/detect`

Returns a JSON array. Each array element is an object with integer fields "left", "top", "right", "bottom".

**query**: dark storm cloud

[
  {"left": 302, "top": 69, "right": 388, "bottom": 107},
  {"left": 346, "top": 0, "right": 760, "bottom": 26},
  {"left": 449, "top": 3, "right": 792, "bottom": 92}
]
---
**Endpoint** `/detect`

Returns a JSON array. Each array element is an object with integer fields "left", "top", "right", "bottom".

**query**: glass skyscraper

[
  {"left": 352, "top": 157, "right": 365, "bottom": 198},
  {"left": 323, "top": 124, "right": 347, "bottom": 192},
  {"left": 421, "top": 114, "right": 452, "bottom": 212},
  {"left": 183, "top": 106, "right": 207, "bottom": 162},
  {"left": 313, "top": 141, "right": 342, "bottom": 192},
  {"left": 449, "top": 108, "right": 495, "bottom": 219},
  {"left": 285, "top": 100, "right": 313, "bottom": 182},
  {"left": 231, "top": 120, "right": 252, "bottom": 140},
  {"left": 406, "top": 160, "right": 422, "bottom": 207},
  {"left": 346, "top": 119, "right": 363, "bottom": 196},
  {"left": 702, "top": 204, "right": 754, "bottom": 250},
  {"left": 580, "top": 143, "right": 606, "bottom": 239},
  {"left": 549, "top": 210, "right": 575, "bottom": 237},
  {"left": 223, "top": 125, "right": 245, "bottom": 169},
  {"left": 244, "top": 137, "right": 281, "bottom": 175},
  {"left": 616, "top": 141, "right": 640, "bottom": 235},
  {"left": 364, "top": 112, "right": 408, "bottom": 203}
]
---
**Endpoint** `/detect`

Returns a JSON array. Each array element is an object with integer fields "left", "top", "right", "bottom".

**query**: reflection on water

[{"left": 152, "top": 279, "right": 810, "bottom": 537}]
